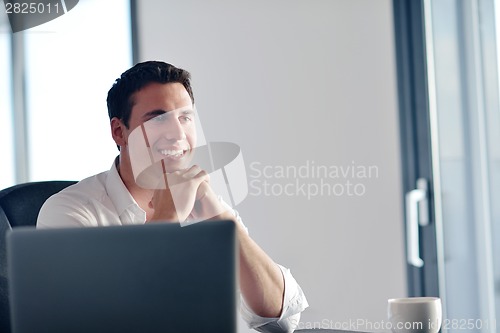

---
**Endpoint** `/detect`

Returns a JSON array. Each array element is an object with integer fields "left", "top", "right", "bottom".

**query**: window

[
  {"left": 25, "top": 0, "right": 132, "bottom": 181},
  {"left": 394, "top": 0, "right": 500, "bottom": 330},
  {"left": 2, "top": 0, "right": 133, "bottom": 185},
  {"left": 0, "top": 10, "right": 15, "bottom": 189}
]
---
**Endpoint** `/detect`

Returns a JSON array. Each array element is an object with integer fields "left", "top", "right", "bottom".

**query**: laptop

[{"left": 7, "top": 220, "right": 237, "bottom": 333}]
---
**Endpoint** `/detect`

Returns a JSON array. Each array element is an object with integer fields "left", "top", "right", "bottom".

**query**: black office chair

[{"left": 0, "top": 181, "right": 76, "bottom": 333}]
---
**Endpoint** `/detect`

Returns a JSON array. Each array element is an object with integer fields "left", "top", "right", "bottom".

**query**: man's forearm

[
  {"left": 201, "top": 190, "right": 285, "bottom": 318},
  {"left": 236, "top": 223, "right": 285, "bottom": 318}
]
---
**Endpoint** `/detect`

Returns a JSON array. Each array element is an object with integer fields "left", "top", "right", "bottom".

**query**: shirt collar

[{"left": 105, "top": 157, "right": 146, "bottom": 223}]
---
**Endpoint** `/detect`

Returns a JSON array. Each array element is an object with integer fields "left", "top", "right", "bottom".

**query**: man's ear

[{"left": 111, "top": 117, "right": 127, "bottom": 148}]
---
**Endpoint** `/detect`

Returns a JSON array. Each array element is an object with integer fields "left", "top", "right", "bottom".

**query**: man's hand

[
  {"left": 148, "top": 165, "right": 208, "bottom": 222},
  {"left": 190, "top": 181, "right": 234, "bottom": 222}
]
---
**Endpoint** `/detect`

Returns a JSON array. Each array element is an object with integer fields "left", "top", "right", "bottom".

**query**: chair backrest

[
  {"left": 0, "top": 181, "right": 76, "bottom": 333},
  {"left": 0, "top": 181, "right": 77, "bottom": 228}
]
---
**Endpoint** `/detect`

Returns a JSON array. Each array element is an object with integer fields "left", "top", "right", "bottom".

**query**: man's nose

[{"left": 163, "top": 118, "right": 185, "bottom": 141}]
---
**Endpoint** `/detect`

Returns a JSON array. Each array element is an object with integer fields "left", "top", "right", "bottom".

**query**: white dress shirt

[{"left": 37, "top": 159, "right": 308, "bottom": 333}]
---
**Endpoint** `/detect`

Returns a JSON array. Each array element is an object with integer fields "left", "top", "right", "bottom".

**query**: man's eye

[
  {"left": 179, "top": 116, "right": 192, "bottom": 123},
  {"left": 151, "top": 114, "right": 167, "bottom": 122}
]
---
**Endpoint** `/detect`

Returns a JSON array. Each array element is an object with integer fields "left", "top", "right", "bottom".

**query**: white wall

[{"left": 137, "top": 0, "right": 406, "bottom": 331}]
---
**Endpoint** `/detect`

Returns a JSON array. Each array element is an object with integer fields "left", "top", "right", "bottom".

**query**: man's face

[{"left": 126, "top": 82, "right": 196, "bottom": 173}]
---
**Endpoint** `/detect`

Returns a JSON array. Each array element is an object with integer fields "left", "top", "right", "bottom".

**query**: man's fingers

[
  {"left": 181, "top": 165, "right": 202, "bottom": 177},
  {"left": 193, "top": 169, "right": 209, "bottom": 182},
  {"left": 163, "top": 165, "right": 209, "bottom": 187},
  {"left": 177, "top": 165, "right": 208, "bottom": 182},
  {"left": 196, "top": 180, "right": 211, "bottom": 200}
]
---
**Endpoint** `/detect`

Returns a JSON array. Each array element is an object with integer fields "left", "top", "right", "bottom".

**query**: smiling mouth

[{"left": 158, "top": 149, "right": 189, "bottom": 160}]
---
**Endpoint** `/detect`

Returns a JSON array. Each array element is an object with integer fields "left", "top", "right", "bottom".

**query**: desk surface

[{"left": 295, "top": 328, "right": 372, "bottom": 333}]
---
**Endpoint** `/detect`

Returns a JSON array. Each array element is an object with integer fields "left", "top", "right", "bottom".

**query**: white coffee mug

[{"left": 387, "top": 297, "right": 442, "bottom": 333}]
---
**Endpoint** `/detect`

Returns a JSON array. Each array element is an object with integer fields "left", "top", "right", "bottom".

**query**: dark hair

[{"left": 106, "top": 61, "right": 194, "bottom": 128}]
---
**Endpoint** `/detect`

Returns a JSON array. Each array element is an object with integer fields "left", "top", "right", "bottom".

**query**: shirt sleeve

[
  {"left": 240, "top": 264, "right": 309, "bottom": 333},
  {"left": 218, "top": 197, "right": 309, "bottom": 333},
  {"left": 37, "top": 193, "right": 97, "bottom": 228}
]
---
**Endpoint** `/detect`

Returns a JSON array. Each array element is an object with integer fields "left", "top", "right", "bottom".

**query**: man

[{"left": 37, "top": 61, "right": 308, "bottom": 332}]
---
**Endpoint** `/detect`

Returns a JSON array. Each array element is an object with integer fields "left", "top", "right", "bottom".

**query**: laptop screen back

[{"left": 7, "top": 221, "right": 237, "bottom": 333}]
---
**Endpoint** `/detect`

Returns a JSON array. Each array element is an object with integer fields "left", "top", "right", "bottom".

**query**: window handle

[{"left": 405, "top": 178, "right": 429, "bottom": 268}]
